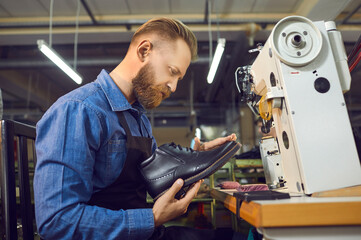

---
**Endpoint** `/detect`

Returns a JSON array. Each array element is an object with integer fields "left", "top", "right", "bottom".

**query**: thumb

[
  {"left": 164, "top": 179, "right": 184, "bottom": 198},
  {"left": 193, "top": 137, "right": 201, "bottom": 151},
  {"left": 228, "top": 133, "right": 237, "bottom": 141}
]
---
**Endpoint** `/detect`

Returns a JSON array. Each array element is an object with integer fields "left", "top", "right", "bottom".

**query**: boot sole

[{"left": 153, "top": 142, "right": 241, "bottom": 200}]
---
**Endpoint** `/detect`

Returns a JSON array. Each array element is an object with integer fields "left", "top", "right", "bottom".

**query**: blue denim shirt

[{"left": 34, "top": 69, "right": 157, "bottom": 239}]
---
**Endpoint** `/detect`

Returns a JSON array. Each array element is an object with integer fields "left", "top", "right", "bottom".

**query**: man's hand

[
  {"left": 193, "top": 133, "right": 237, "bottom": 151},
  {"left": 152, "top": 179, "right": 202, "bottom": 227}
]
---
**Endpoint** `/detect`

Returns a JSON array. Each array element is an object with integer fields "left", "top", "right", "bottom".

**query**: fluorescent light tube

[
  {"left": 37, "top": 40, "right": 83, "bottom": 85},
  {"left": 207, "top": 38, "right": 226, "bottom": 84}
]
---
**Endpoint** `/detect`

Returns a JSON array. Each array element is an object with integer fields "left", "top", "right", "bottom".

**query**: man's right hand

[{"left": 152, "top": 178, "right": 202, "bottom": 227}]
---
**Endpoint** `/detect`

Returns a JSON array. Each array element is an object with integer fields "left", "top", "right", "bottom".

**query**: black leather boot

[{"left": 139, "top": 141, "right": 241, "bottom": 200}]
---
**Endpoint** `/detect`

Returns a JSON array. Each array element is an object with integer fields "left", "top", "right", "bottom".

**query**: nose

[{"left": 167, "top": 78, "right": 178, "bottom": 92}]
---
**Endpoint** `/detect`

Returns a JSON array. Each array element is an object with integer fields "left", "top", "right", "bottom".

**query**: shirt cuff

[{"left": 127, "top": 208, "right": 154, "bottom": 239}]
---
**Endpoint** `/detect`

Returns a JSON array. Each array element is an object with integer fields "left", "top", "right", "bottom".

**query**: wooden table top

[{"left": 211, "top": 188, "right": 361, "bottom": 228}]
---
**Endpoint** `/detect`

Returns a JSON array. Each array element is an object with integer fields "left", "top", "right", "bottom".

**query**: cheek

[
  {"left": 150, "top": 55, "right": 173, "bottom": 85},
  {"left": 152, "top": 67, "right": 170, "bottom": 85}
]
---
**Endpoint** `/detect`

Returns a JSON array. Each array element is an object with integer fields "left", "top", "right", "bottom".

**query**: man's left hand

[{"left": 193, "top": 133, "right": 237, "bottom": 151}]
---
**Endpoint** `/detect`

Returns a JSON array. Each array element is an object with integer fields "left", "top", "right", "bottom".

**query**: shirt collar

[{"left": 96, "top": 69, "right": 146, "bottom": 113}]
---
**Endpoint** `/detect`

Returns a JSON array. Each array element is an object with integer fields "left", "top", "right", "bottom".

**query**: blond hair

[{"left": 131, "top": 17, "right": 198, "bottom": 61}]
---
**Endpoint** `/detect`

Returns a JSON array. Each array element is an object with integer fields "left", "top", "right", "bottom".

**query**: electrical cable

[
  {"left": 347, "top": 34, "right": 361, "bottom": 63},
  {"left": 74, "top": 0, "right": 81, "bottom": 71},
  {"left": 349, "top": 50, "right": 361, "bottom": 72},
  {"left": 49, "top": 0, "right": 54, "bottom": 47},
  {"left": 207, "top": 0, "right": 212, "bottom": 69},
  {"left": 215, "top": 2, "right": 220, "bottom": 40},
  {"left": 348, "top": 43, "right": 361, "bottom": 66}
]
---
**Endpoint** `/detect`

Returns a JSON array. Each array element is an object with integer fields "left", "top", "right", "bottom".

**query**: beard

[{"left": 132, "top": 63, "right": 171, "bottom": 109}]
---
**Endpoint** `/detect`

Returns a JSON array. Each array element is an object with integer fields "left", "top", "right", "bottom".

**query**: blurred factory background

[{"left": 0, "top": 0, "right": 360, "bottom": 149}]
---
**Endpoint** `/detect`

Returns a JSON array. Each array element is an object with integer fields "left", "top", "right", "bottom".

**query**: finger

[
  {"left": 180, "top": 180, "right": 202, "bottom": 203},
  {"left": 164, "top": 178, "right": 184, "bottom": 198},
  {"left": 204, "top": 134, "right": 237, "bottom": 150},
  {"left": 223, "top": 133, "right": 236, "bottom": 142},
  {"left": 204, "top": 137, "right": 228, "bottom": 150},
  {"left": 193, "top": 137, "right": 201, "bottom": 151},
  {"left": 229, "top": 133, "right": 237, "bottom": 141}
]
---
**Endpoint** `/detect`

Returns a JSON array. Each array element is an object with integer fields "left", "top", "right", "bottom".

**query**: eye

[{"left": 169, "top": 67, "right": 177, "bottom": 75}]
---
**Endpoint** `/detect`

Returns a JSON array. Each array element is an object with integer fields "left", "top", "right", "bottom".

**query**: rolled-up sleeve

[{"left": 34, "top": 100, "right": 154, "bottom": 240}]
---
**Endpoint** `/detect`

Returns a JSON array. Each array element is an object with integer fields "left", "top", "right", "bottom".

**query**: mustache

[{"left": 161, "top": 86, "right": 172, "bottom": 99}]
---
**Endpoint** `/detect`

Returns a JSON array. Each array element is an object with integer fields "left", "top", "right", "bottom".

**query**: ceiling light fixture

[
  {"left": 207, "top": 38, "right": 226, "bottom": 84},
  {"left": 37, "top": 40, "right": 82, "bottom": 85}
]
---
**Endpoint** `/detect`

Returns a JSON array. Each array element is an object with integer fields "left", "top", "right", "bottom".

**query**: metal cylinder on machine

[{"left": 325, "top": 21, "right": 351, "bottom": 93}]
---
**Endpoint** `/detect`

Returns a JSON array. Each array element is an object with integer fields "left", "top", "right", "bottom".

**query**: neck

[{"left": 109, "top": 60, "right": 137, "bottom": 104}]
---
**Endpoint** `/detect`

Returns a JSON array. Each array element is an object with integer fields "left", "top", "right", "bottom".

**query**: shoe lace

[{"left": 169, "top": 142, "right": 194, "bottom": 153}]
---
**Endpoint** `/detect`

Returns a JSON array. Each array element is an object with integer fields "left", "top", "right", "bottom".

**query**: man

[{"left": 34, "top": 17, "right": 237, "bottom": 239}]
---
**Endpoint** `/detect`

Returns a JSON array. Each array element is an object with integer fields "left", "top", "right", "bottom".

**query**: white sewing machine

[{"left": 236, "top": 16, "right": 361, "bottom": 195}]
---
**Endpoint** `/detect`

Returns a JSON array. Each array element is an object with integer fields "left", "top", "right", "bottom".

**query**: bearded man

[{"left": 34, "top": 17, "right": 239, "bottom": 240}]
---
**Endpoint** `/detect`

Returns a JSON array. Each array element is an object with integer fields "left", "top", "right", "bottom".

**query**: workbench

[{"left": 211, "top": 188, "right": 361, "bottom": 239}]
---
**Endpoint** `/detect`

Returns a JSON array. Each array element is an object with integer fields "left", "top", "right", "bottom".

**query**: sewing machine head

[{"left": 236, "top": 16, "right": 361, "bottom": 195}]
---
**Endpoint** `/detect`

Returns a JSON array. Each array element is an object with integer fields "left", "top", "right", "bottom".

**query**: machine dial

[{"left": 270, "top": 16, "right": 323, "bottom": 66}]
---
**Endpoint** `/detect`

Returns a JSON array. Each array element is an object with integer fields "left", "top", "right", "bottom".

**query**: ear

[{"left": 137, "top": 40, "right": 153, "bottom": 62}]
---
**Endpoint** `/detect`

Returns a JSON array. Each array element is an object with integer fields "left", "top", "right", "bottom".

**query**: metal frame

[{"left": 0, "top": 120, "right": 36, "bottom": 240}]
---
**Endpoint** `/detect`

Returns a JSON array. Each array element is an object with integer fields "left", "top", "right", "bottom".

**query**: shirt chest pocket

[
  {"left": 104, "top": 139, "right": 127, "bottom": 183},
  {"left": 108, "top": 139, "right": 127, "bottom": 152}
]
